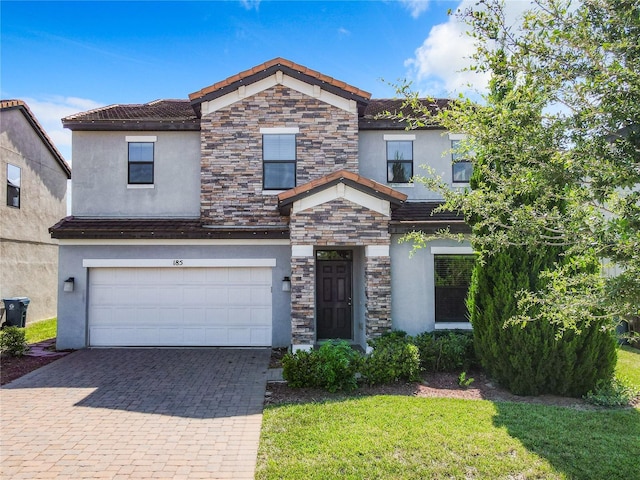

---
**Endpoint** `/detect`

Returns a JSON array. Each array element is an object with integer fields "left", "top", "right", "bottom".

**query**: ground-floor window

[{"left": 434, "top": 254, "right": 475, "bottom": 323}]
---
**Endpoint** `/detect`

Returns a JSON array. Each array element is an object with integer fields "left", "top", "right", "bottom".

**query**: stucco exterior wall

[
  {"left": 70, "top": 131, "right": 201, "bottom": 217},
  {"left": 1, "top": 108, "right": 68, "bottom": 322},
  {"left": 56, "top": 243, "right": 292, "bottom": 349},
  {"left": 390, "top": 235, "right": 472, "bottom": 335},
  {"left": 359, "top": 129, "right": 464, "bottom": 200},
  {"left": 200, "top": 84, "right": 359, "bottom": 226}
]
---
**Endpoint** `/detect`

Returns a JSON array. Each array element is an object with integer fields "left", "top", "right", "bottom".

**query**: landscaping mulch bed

[
  {"left": 265, "top": 349, "right": 615, "bottom": 409},
  {"left": 0, "top": 354, "right": 64, "bottom": 386},
  {"left": 1, "top": 339, "right": 71, "bottom": 386},
  {"left": 264, "top": 371, "right": 599, "bottom": 408}
]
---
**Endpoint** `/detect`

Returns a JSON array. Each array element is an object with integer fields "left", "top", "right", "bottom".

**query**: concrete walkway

[{"left": 0, "top": 348, "right": 270, "bottom": 479}]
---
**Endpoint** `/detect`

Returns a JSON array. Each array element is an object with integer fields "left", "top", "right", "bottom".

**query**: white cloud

[
  {"left": 400, "top": 0, "right": 431, "bottom": 19},
  {"left": 23, "top": 96, "right": 104, "bottom": 164},
  {"left": 405, "top": 0, "right": 532, "bottom": 97},
  {"left": 240, "top": 0, "right": 261, "bottom": 11},
  {"left": 338, "top": 27, "right": 351, "bottom": 36}
]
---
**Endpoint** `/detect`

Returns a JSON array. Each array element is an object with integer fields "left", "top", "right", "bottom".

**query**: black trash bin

[{"left": 2, "top": 297, "right": 30, "bottom": 328}]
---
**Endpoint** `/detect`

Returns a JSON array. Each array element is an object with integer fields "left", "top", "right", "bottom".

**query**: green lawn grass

[
  {"left": 616, "top": 345, "right": 640, "bottom": 388},
  {"left": 258, "top": 396, "right": 640, "bottom": 480},
  {"left": 25, "top": 317, "right": 57, "bottom": 344}
]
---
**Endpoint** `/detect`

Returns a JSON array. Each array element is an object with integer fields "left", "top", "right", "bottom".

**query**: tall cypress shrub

[{"left": 467, "top": 246, "right": 616, "bottom": 396}]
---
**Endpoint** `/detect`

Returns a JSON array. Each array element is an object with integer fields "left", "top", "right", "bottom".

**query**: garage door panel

[
  {"left": 251, "top": 268, "right": 271, "bottom": 282},
  {"left": 229, "top": 268, "right": 254, "bottom": 283},
  {"left": 206, "top": 268, "right": 229, "bottom": 283},
  {"left": 250, "top": 328, "right": 271, "bottom": 345},
  {"left": 89, "top": 266, "right": 273, "bottom": 347},
  {"left": 250, "top": 307, "right": 272, "bottom": 324},
  {"left": 250, "top": 287, "right": 272, "bottom": 305},
  {"left": 157, "top": 307, "right": 182, "bottom": 324}
]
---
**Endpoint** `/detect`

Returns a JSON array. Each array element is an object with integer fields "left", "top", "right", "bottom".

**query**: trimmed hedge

[{"left": 282, "top": 331, "right": 477, "bottom": 391}]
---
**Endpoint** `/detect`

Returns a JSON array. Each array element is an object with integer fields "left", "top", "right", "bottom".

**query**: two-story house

[
  {"left": 1, "top": 99, "right": 71, "bottom": 324},
  {"left": 50, "top": 58, "right": 472, "bottom": 351}
]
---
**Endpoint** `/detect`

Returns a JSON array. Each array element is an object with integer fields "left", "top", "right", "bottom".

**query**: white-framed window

[
  {"left": 126, "top": 136, "right": 157, "bottom": 186},
  {"left": 263, "top": 134, "right": 297, "bottom": 190},
  {"left": 387, "top": 140, "right": 413, "bottom": 183},
  {"left": 128, "top": 142, "right": 154, "bottom": 184},
  {"left": 6, "top": 164, "right": 21, "bottom": 208},
  {"left": 451, "top": 139, "right": 472, "bottom": 183}
]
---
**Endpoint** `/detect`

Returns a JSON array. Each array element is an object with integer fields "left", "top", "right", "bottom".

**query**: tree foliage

[{"left": 396, "top": 0, "right": 640, "bottom": 334}]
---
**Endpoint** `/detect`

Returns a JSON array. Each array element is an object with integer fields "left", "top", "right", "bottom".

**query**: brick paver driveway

[{"left": 0, "top": 348, "right": 270, "bottom": 479}]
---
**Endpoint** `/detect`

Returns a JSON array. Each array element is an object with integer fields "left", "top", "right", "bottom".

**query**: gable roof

[
  {"left": 62, "top": 99, "right": 200, "bottom": 131},
  {"left": 189, "top": 57, "right": 371, "bottom": 115},
  {"left": 277, "top": 170, "right": 407, "bottom": 215},
  {"left": 1, "top": 100, "right": 71, "bottom": 178}
]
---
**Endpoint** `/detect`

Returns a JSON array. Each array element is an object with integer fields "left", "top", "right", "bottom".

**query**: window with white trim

[
  {"left": 387, "top": 140, "right": 413, "bottom": 183},
  {"left": 451, "top": 139, "right": 472, "bottom": 183},
  {"left": 128, "top": 142, "right": 154, "bottom": 184},
  {"left": 434, "top": 255, "right": 475, "bottom": 323},
  {"left": 263, "top": 134, "right": 296, "bottom": 190},
  {"left": 6, "top": 164, "right": 21, "bottom": 208}
]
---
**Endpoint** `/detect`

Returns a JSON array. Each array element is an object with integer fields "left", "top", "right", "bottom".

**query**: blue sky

[{"left": 2, "top": 0, "right": 526, "bottom": 162}]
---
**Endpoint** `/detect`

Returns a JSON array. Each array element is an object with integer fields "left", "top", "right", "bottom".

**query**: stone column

[
  {"left": 290, "top": 245, "right": 315, "bottom": 351},
  {"left": 364, "top": 245, "right": 392, "bottom": 345}
]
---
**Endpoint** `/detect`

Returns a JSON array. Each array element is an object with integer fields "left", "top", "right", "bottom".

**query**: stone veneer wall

[
  {"left": 290, "top": 257, "right": 315, "bottom": 345},
  {"left": 200, "top": 84, "right": 359, "bottom": 226},
  {"left": 365, "top": 255, "right": 392, "bottom": 339},
  {"left": 289, "top": 197, "right": 392, "bottom": 345},
  {"left": 290, "top": 199, "right": 391, "bottom": 245}
]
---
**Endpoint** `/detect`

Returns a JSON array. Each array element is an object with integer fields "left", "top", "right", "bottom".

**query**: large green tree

[{"left": 400, "top": 0, "right": 640, "bottom": 335}]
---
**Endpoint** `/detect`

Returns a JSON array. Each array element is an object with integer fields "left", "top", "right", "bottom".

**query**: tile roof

[
  {"left": 360, "top": 98, "right": 451, "bottom": 130},
  {"left": 62, "top": 100, "right": 200, "bottom": 131},
  {"left": 189, "top": 57, "right": 371, "bottom": 106},
  {"left": 277, "top": 170, "right": 407, "bottom": 215},
  {"left": 389, "top": 201, "right": 470, "bottom": 234},
  {"left": 1, "top": 100, "right": 71, "bottom": 178},
  {"left": 49, "top": 217, "right": 290, "bottom": 240}
]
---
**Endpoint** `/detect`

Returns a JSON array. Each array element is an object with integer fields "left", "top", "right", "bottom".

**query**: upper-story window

[
  {"left": 128, "top": 142, "right": 154, "bottom": 184},
  {"left": 387, "top": 140, "right": 413, "bottom": 183},
  {"left": 263, "top": 134, "right": 296, "bottom": 190},
  {"left": 451, "top": 139, "right": 472, "bottom": 183},
  {"left": 6, "top": 164, "right": 21, "bottom": 208}
]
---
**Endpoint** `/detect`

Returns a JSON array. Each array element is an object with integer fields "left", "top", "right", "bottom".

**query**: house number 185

[{"left": 173, "top": 260, "right": 184, "bottom": 266}]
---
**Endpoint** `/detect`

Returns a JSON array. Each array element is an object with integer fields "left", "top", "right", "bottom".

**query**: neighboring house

[
  {"left": 1, "top": 100, "right": 71, "bottom": 324},
  {"left": 51, "top": 58, "right": 472, "bottom": 351}
]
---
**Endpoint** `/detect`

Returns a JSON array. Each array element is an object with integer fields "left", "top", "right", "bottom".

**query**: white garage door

[{"left": 88, "top": 267, "right": 272, "bottom": 347}]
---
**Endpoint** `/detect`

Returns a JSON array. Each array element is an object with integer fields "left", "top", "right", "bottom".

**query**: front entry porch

[{"left": 277, "top": 170, "right": 406, "bottom": 352}]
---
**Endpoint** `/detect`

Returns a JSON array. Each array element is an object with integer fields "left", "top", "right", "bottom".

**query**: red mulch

[
  {"left": 0, "top": 354, "right": 65, "bottom": 386},
  {"left": 1, "top": 339, "right": 72, "bottom": 386},
  {"left": 264, "top": 370, "right": 601, "bottom": 408}
]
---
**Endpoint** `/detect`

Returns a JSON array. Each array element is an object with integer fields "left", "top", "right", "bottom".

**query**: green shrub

[
  {"left": 361, "top": 332, "right": 421, "bottom": 385},
  {"left": 282, "top": 349, "right": 320, "bottom": 388},
  {"left": 584, "top": 376, "right": 639, "bottom": 407},
  {"left": 414, "top": 331, "right": 476, "bottom": 372},
  {"left": 0, "top": 326, "right": 29, "bottom": 357},
  {"left": 469, "top": 246, "right": 617, "bottom": 396},
  {"left": 315, "top": 341, "right": 362, "bottom": 392},
  {"left": 282, "top": 341, "right": 362, "bottom": 392}
]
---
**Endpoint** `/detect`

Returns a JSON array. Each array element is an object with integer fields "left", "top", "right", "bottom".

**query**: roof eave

[{"left": 62, "top": 120, "right": 201, "bottom": 131}]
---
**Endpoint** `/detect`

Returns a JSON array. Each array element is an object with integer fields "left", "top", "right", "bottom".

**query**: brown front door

[{"left": 316, "top": 250, "right": 353, "bottom": 340}]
